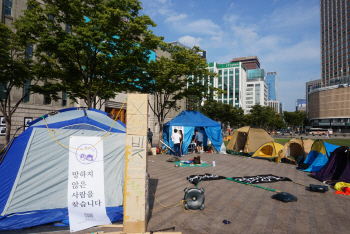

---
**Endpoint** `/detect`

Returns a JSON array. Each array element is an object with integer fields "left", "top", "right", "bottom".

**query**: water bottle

[{"left": 212, "top": 161, "right": 216, "bottom": 167}]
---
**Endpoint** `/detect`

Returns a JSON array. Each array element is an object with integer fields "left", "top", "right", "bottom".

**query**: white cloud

[
  {"left": 267, "top": 3, "right": 319, "bottom": 29},
  {"left": 165, "top": 14, "right": 188, "bottom": 23},
  {"left": 178, "top": 36, "right": 202, "bottom": 47},
  {"left": 141, "top": 0, "right": 320, "bottom": 111},
  {"left": 141, "top": 0, "right": 173, "bottom": 18},
  {"left": 176, "top": 19, "right": 221, "bottom": 36},
  {"left": 263, "top": 39, "right": 320, "bottom": 64}
]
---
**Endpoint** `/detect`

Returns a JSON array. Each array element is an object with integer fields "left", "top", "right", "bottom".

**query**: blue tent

[
  {"left": 299, "top": 140, "right": 339, "bottom": 172},
  {"left": 0, "top": 108, "right": 125, "bottom": 230},
  {"left": 163, "top": 111, "right": 222, "bottom": 154}
]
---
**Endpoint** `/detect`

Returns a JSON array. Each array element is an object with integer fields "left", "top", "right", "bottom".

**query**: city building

[
  {"left": 169, "top": 41, "right": 191, "bottom": 50},
  {"left": 229, "top": 56, "right": 260, "bottom": 70},
  {"left": 204, "top": 62, "right": 268, "bottom": 114},
  {"left": 206, "top": 62, "right": 247, "bottom": 110},
  {"left": 246, "top": 69, "right": 268, "bottom": 113},
  {"left": 169, "top": 41, "right": 206, "bottom": 59},
  {"left": 280, "top": 102, "right": 284, "bottom": 114},
  {"left": 308, "top": 0, "right": 350, "bottom": 132},
  {"left": 295, "top": 98, "right": 307, "bottom": 113},
  {"left": 265, "top": 72, "right": 278, "bottom": 101},
  {"left": 268, "top": 101, "right": 282, "bottom": 114},
  {"left": 306, "top": 79, "right": 321, "bottom": 117}
]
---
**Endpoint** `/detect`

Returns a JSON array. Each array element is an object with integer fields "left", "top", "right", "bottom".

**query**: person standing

[
  {"left": 195, "top": 129, "right": 204, "bottom": 153},
  {"left": 179, "top": 130, "right": 184, "bottom": 155},
  {"left": 171, "top": 129, "right": 182, "bottom": 157},
  {"left": 147, "top": 128, "right": 153, "bottom": 145}
]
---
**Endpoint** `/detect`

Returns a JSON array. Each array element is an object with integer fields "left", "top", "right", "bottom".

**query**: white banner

[{"left": 68, "top": 136, "right": 111, "bottom": 233}]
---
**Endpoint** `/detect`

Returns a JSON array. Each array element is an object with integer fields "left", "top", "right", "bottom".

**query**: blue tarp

[
  {"left": 300, "top": 141, "right": 339, "bottom": 172},
  {"left": 163, "top": 111, "right": 222, "bottom": 154}
]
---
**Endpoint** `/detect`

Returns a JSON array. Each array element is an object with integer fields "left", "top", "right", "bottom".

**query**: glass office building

[
  {"left": 266, "top": 72, "right": 278, "bottom": 101},
  {"left": 205, "top": 62, "right": 247, "bottom": 109}
]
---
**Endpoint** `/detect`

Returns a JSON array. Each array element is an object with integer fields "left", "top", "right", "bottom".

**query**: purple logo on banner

[{"left": 76, "top": 144, "right": 97, "bottom": 164}]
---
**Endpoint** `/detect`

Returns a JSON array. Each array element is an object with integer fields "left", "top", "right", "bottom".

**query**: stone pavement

[
  {"left": 3, "top": 151, "right": 350, "bottom": 234},
  {"left": 147, "top": 152, "right": 350, "bottom": 234}
]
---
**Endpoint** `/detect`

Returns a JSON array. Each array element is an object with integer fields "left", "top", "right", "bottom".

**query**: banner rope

[{"left": 42, "top": 98, "right": 127, "bottom": 151}]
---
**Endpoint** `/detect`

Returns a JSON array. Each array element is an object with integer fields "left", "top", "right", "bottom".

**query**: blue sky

[{"left": 141, "top": 0, "right": 320, "bottom": 111}]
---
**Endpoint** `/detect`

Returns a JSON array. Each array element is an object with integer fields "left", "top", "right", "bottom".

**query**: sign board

[
  {"left": 124, "top": 94, "right": 149, "bottom": 233},
  {"left": 68, "top": 136, "right": 110, "bottom": 233}
]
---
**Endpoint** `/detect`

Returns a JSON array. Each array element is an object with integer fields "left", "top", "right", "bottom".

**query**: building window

[
  {"left": 5, "top": 0, "right": 13, "bottom": 16},
  {"left": 44, "top": 95, "right": 51, "bottom": 105},
  {"left": 0, "top": 83, "right": 7, "bottom": 100},
  {"left": 23, "top": 80, "right": 30, "bottom": 103},
  {"left": 62, "top": 92, "right": 67, "bottom": 106}
]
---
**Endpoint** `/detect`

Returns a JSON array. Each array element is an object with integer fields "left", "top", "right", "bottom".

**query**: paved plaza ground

[
  {"left": 146, "top": 152, "right": 350, "bottom": 234},
  {"left": 3, "top": 151, "right": 350, "bottom": 234}
]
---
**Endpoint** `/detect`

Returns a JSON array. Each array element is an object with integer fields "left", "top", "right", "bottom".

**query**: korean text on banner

[{"left": 68, "top": 136, "right": 111, "bottom": 233}]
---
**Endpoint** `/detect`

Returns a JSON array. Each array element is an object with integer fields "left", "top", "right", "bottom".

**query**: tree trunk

[
  {"left": 158, "top": 120, "right": 164, "bottom": 150},
  {"left": 86, "top": 90, "right": 91, "bottom": 109},
  {"left": 5, "top": 116, "right": 11, "bottom": 145}
]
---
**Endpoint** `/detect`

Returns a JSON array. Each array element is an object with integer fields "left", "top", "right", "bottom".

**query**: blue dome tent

[
  {"left": 299, "top": 140, "right": 339, "bottom": 172},
  {"left": 163, "top": 111, "right": 223, "bottom": 154},
  {"left": 0, "top": 108, "right": 126, "bottom": 230}
]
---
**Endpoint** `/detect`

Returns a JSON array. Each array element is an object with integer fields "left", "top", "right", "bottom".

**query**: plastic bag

[{"left": 219, "top": 142, "right": 227, "bottom": 154}]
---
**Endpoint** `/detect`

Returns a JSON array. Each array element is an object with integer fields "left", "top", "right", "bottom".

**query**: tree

[
  {"left": 247, "top": 104, "right": 285, "bottom": 133},
  {"left": 14, "top": 0, "right": 162, "bottom": 108},
  {"left": 267, "top": 113, "right": 285, "bottom": 133},
  {"left": 283, "top": 111, "right": 307, "bottom": 136},
  {"left": 200, "top": 99, "right": 244, "bottom": 128},
  {"left": 143, "top": 43, "right": 217, "bottom": 148},
  {"left": 248, "top": 104, "right": 273, "bottom": 129},
  {"left": 0, "top": 23, "right": 35, "bottom": 144}
]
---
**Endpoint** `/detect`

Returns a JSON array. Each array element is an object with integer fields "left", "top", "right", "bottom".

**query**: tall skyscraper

[
  {"left": 320, "top": 0, "right": 350, "bottom": 86},
  {"left": 229, "top": 56, "right": 260, "bottom": 70},
  {"left": 307, "top": 0, "right": 350, "bottom": 133},
  {"left": 265, "top": 72, "right": 278, "bottom": 101}
]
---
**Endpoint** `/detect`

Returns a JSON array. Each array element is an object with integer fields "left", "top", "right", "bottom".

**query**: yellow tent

[
  {"left": 252, "top": 142, "right": 284, "bottom": 159},
  {"left": 280, "top": 138, "right": 314, "bottom": 161},
  {"left": 226, "top": 126, "right": 274, "bottom": 153}
]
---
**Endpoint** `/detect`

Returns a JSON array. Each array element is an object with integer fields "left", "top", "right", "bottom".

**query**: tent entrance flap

[
  {"left": 287, "top": 143, "right": 304, "bottom": 158},
  {"left": 259, "top": 145, "right": 273, "bottom": 157},
  {"left": 234, "top": 132, "right": 247, "bottom": 151}
]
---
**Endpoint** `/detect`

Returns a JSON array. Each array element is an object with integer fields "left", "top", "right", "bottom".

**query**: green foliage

[
  {"left": 283, "top": 111, "right": 307, "bottom": 134},
  {"left": 0, "top": 23, "right": 35, "bottom": 143},
  {"left": 142, "top": 43, "right": 218, "bottom": 147},
  {"left": 14, "top": 0, "right": 163, "bottom": 108},
  {"left": 200, "top": 99, "right": 244, "bottom": 128},
  {"left": 245, "top": 104, "right": 285, "bottom": 131}
]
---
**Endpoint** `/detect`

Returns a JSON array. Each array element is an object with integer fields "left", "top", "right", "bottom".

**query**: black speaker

[
  {"left": 310, "top": 184, "right": 329, "bottom": 193},
  {"left": 272, "top": 192, "right": 297, "bottom": 203},
  {"left": 184, "top": 188, "right": 205, "bottom": 210}
]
